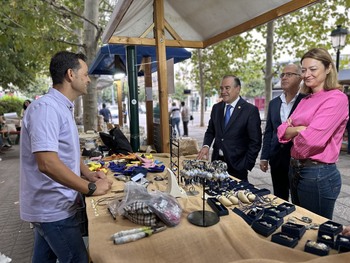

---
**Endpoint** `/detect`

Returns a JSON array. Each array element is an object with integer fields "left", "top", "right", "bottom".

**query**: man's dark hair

[
  {"left": 102, "top": 103, "right": 106, "bottom": 108},
  {"left": 181, "top": 101, "right": 185, "bottom": 106},
  {"left": 49, "top": 51, "right": 87, "bottom": 85}
]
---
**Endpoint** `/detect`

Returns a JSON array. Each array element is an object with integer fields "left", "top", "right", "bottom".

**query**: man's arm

[
  {"left": 260, "top": 101, "right": 274, "bottom": 172},
  {"left": 108, "top": 109, "right": 112, "bottom": 122},
  {"left": 35, "top": 152, "right": 112, "bottom": 196}
]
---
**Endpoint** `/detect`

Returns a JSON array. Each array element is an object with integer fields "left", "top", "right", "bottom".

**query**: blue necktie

[{"left": 224, "top": 105, "right": 232, "bottom": 127}]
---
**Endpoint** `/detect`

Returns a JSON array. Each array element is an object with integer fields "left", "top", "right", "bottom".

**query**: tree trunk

[
  {"left": 264, "top": 21, "right": 274, "bottom": 119},
  {"left": 82, "top": 0, "right": 99, "bottom": 131},
  {"left": 198, "top": 49, "right": 205, "bottom": 127}
]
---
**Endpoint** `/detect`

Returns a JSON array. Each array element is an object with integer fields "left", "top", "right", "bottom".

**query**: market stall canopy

[
  {"left": 338, "top": 69, "right": 350, "bottom": 85},
  {"left": 100, "top": 0, "right": 319, "bottom": 153},
  {"left": 102, "top": 0, "right": 319, "bottom": 48},
  {"left": 89, "top": 44, "right": 191, "bottom": 76}
]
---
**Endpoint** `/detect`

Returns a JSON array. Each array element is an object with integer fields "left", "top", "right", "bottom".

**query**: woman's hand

[{"left": 342, "top": 225, "right": 350, "bottom": 236}]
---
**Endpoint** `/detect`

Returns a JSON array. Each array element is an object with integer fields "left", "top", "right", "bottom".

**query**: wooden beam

[
  {"left": 102, "top": 0, "right": 134, "bottom": 44},
  {"left": 108, "top": 36, "right": 204, "bottom": 48},
  {"left": 154, "top": 0, "right": 170, "bottom": 153},
  {"left": 204, "top": 0, "right": 320, "bottom": 47},
  {"left": 164, "top": 19, "right": 182, "bottom": 41},
  {"left": 140, "top": 23, "right": 154, "bottom": 38}
]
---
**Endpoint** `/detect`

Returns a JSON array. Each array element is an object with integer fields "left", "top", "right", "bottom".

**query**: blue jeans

[
  {"left": 171, "top": 117, "right": 180, "bottom": 136},
  {"left": 289, "top": 163, "right": 341, "bottom": 219},
  {"left": 32, "top": 214, "right": 88, "bottom": 263}
]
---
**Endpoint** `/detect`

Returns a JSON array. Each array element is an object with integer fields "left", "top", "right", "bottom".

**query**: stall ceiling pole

[
  {"left": 154, "top": 0, "right": 170, "bottom": 153},
  {"left": 116, "top": 80, "right": 123, "bottom": 127},
  {"left": 126, "top": 45, "right": 140, "bottom": 152}
]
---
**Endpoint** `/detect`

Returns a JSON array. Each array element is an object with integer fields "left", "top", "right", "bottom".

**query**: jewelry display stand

[
  {"left": 182, "top": 160, "right": 229, "bottom": 227},
  {"left": 187, "top": 178, "right": 220, "bottom": 227},
  {"left": 168, "top": 124, "right": 187, "bottom": 198},
  {"left": 165, "top": 168, "right": 187, "bottom": 198}
]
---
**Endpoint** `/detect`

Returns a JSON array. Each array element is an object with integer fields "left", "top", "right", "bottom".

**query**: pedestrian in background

[
  {"left": 21, "top": 99, "right": 31, "bottom": 118},
  {"left": 20, "top": 51, "right": 112, "bottom": 262},
  {"left": 197, "top": 75, "right": 261, "bottom": 181},
  {"left": 169, "top": 102, "right": 181, "bottom": 137},
  {"left": 277, "top": 48, "right": 348, "bottom": 219},
  {"left": 99, "top": 103, "right": 112, "bottom": 123},
  {"left": 181, "top": 101, "right": 190, "bottom": 136},
  {"left": 260, "top": 64, "right": 305, "bottom": 200}
]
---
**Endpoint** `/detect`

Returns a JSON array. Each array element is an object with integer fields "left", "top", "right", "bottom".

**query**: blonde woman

[{"left": 277, "top": 48, "right": 349, "bottom": 219}]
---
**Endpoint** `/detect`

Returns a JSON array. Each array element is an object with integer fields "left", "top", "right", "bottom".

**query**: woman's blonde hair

[{"left": 300, "top": 47, "right": 343, "bottom": 94}]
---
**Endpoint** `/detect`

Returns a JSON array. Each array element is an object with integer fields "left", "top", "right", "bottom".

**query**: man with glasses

[
  {"left": 260, "top": 64, "right": 305, "bottom": 200},
  {"left": 197, "top": 75, "right": 262, "bottom": 181}
]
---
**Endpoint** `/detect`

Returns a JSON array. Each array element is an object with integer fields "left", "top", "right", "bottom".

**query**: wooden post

[
  {"left": 144, "top": 56, "right": 154, "bottom": 145},
  {"left": 154, "top": 0, "right": 170, "bottom": 153}
]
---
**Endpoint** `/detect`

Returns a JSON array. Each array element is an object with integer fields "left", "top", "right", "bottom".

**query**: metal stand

[
  {"left": 187, "top": 179, "right": 219, "bottom": 227},
  {"left": 169, "top": 124, "right": 180, "bottom": 183}
]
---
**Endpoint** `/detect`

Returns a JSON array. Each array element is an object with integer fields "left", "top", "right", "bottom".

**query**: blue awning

[
  {"left": 339, "top": 69, "right": 350, "bottom": 85},
  {"left": 89, "top": 44, "right": 191, "bottom": 76}
]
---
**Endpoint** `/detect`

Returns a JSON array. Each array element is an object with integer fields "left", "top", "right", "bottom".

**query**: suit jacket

[
  {"left": 203, "top": 97, "right": 262, "bottom": 179},
  {"left": 260, "top": 93, "right": 306, "bottom": 164}
]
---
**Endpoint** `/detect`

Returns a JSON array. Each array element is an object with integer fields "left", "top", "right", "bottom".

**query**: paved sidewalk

[
  {"left": 0, "top": 146, "right": 33, "bottom": 263},
  {"left": 1, "top": 119, "right": 350, "bottom": 261}
]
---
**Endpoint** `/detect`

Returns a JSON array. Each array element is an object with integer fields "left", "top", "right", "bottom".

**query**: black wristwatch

[{"left": 86, "top": 182, "right": 97, "bottom": 196}]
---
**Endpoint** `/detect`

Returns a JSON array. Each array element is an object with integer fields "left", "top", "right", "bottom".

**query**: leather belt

[{"left": 290, "top": 158, "right": 334, "bottom": 168}]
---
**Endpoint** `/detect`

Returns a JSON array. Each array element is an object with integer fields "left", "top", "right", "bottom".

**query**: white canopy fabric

[{"left": 102, "top": 0, "right": 319, "bottom": 48}]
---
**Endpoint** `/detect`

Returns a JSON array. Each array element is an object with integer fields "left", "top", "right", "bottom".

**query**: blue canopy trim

[{"left": 89, "top": 44, "right": 192, "bottom": 76}]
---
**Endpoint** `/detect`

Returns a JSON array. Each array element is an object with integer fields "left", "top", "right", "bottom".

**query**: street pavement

[{"left": 1, "top": 110, "right": 350, "bottom": 261}]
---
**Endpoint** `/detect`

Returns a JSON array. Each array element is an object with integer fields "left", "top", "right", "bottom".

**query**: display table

[{"left": 86, "top": 154, "right": 349, "bottom": 263}]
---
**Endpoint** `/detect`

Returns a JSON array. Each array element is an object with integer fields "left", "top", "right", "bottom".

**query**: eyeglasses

[{"left": 280, "top": 72, "right": 300, "bottom": 78}]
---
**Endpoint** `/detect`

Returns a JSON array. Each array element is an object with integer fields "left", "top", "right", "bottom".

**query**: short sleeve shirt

[{"left": 20, "top": 88, "right": 81, "bottom": 223}]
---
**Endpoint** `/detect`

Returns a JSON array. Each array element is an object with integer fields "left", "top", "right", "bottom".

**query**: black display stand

[
  {"left": 187, "top": 179, "right": 220, "bottom": 227},
  {"left": 169, "top": 124, "right": 180, "bottom": 183}
]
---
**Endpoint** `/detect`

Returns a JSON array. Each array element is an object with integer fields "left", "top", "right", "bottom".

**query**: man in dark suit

[
  {"left": 260, "top": 64, "right": 304, "bottom": 200},
  {"left": 197, "top": 75, "right": 262, "bottom": 181}
]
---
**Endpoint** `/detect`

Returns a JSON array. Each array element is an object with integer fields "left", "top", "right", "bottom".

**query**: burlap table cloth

[{"left": 86, "top": 154, "right": 349, "bottom": 263}]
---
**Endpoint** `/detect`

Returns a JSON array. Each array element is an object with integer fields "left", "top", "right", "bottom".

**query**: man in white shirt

[{"left": 260, "top": 64, "right": 304, "bottom": 200}]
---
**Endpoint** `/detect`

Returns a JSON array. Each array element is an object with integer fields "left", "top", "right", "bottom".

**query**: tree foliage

[
  {"left": 271, "top": 0, "right": 350, "bottom": 60},
  {"left": 187, "top": 34, "right": 265, "bottom": 98},
  {"left": 0, "top": 95, "right": 23, "bottom": 116},
  {"left": 0, "top": 0, "right": 83, "bottom": 90},
  {"left": 0, "top": 0, "right": 113, "bottom": 92}
]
